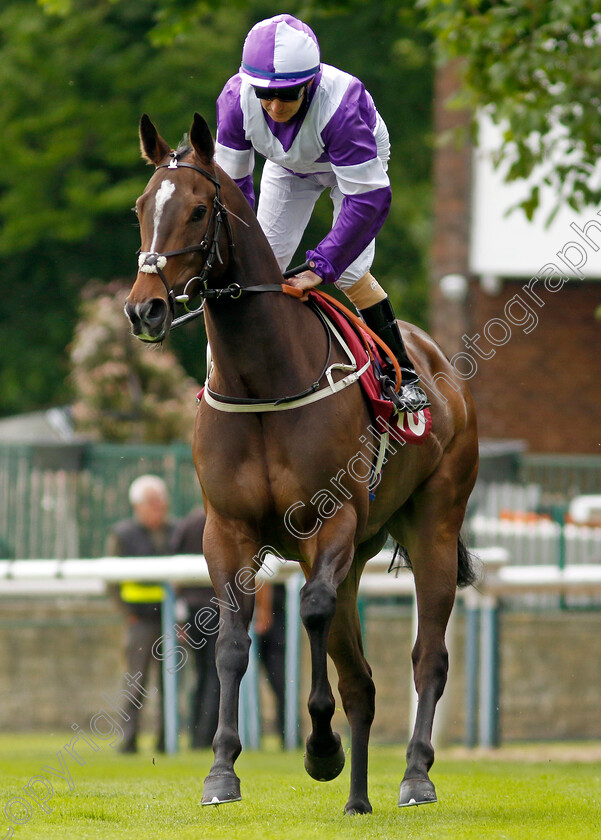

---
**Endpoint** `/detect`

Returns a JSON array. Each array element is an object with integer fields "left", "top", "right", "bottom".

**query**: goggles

[{"left": 253, "top": 83, "right": 306, "bottom": 102}]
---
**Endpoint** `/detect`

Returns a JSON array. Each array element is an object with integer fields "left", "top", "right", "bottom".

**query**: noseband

[{"left": 137, "top": 152, "right": 235, "bottom": 329}]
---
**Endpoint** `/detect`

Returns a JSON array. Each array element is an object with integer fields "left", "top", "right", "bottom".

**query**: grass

[{"left": 0, "top": 735, "right": 600, "bottom": 839}]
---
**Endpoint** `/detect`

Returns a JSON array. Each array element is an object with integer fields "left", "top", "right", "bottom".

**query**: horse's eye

[
  {"left": 189, "top": 205, "right": 207, "bottom": 223},
  {"left": 131, "top": 206, "right": 139, "bottom": 216}
]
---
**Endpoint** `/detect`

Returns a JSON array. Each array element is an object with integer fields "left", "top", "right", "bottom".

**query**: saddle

[{"left": 309, "top": 290, "right": 432, "bottom": 448}]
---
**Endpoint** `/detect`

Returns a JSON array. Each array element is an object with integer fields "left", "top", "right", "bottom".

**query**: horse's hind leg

[
  {"left": 327, "top": 567, "right": 375, "bottom": 815},
  {"left": 396, "top": 521, "right": 461, "bottom": 807}
]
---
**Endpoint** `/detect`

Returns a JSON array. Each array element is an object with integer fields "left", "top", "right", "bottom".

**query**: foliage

[
  {"left": 1, "top": 0, "right": 238, "bottom": 254},
  {"left": 69, "top": 281, "right": 200, "bottom": 443},
  {"left": 419, "top": 0, "right": 601, "bottom": 221},
  {"left": 0, "top": 0, "right": 244, "bottom": 416},
  {"left": 1, "top": 0, "right": 433, "bottom": 418}
]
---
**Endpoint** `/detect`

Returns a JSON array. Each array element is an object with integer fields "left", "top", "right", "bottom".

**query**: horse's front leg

[
  {"left": 301, "top": 524, "right": 355, "bottom": 783},
  {"left": 201, "top": 524, "right": 256, "bottom": 805}
]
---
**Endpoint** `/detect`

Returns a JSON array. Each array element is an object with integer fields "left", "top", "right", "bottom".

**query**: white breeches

[{"left": 257, "top": 164, "right": 374, "bottom": 291}]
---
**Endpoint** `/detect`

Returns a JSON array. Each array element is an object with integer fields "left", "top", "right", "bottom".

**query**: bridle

[
  {"left": 137, "top": 151, "right": 236, "bottom": 329},
  {"left": 136, "top": 151, "right": 314, "bottom": 331}
]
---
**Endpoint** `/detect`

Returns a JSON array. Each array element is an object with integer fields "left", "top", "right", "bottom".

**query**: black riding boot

[{"left": 360, "top": 298, "right": 430, "bottom": 412}]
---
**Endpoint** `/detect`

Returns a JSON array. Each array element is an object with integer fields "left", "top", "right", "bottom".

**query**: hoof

[
  {"left": 344, "top": 799, "right": 372, "bottom": 816},
  {"left": 201, "top": 772, "right": 241, "bottom": 805},
  {"left": 398, "top": 778, "right": 437, "bottom": 807},
  {"left": 304, "top": 733, "right": 345, "bottom": 781}
]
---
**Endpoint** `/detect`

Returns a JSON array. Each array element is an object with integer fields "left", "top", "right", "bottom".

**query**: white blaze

[{"left": 150, "top": 179, "right": 176, "bottom": 252}]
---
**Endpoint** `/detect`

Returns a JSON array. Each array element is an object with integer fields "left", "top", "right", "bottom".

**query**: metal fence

[
  {"left": 470, "top": 453, "right": 601, "bottom": 607},
  {"left": 471, "top": 516, "right": 601, "bottom": 567},
  {"left": 3, "top": 443, "right": 601, "bottom": 562},
  {"left": 0, "top": 442, "right": 200, "bottom": 560},
  {"left": 521, "top": 453, "right": 601, "bottom": 501}
]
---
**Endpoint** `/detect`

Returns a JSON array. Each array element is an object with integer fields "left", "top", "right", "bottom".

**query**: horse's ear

[
  {"left": 139, "top": 114, "right": 171, "bottom": 165},
  {"left": 190, "top": 112, "right": 215, "bottom": 165}
]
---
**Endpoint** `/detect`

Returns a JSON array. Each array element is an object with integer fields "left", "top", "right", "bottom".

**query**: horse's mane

[{"left": 176, "top": 137, "right": 192, "bottom": 157}]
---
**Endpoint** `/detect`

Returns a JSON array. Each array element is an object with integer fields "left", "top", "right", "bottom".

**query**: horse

[{"left": 125, "top": 112, "right": 479, "bottom": 814}]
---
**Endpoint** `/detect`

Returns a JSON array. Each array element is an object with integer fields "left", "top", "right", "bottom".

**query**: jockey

[{"left": 215, "top": 13, "right": 429, "bottom": 412}]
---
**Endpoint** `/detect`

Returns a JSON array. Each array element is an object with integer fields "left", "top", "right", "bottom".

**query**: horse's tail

[
  {"left": 457, "top": 534, "right": 479, "bottom": 589},
  {"left": 390, "top": 536, "right": 479, "bottom": 589}
]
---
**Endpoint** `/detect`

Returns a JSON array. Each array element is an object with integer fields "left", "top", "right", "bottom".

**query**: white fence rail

[
  {"left": 471, "top": 514, "right": 601, "bottom": 608},
  {"left": 471, "top": 515, "right": 561, "bottom": 566},
  {"left": 4, "top": 548, "right": 601, "bottom": 751}
]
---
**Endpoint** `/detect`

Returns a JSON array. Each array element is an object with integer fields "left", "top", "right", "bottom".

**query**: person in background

[
  {"left": 107, "top": 474, "right": 178, "bottom": 754},
  {"left": 254, "top": 579, "right": 287, "bottom": 747},
  {"left": 170, "top": 506, "right": 220, "bottom": 749},
  {"left": 215, "top": 13, "right": 429, "bottom": 413}
]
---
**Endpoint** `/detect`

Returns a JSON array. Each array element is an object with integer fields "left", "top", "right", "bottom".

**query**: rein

[{"left": 138, "top": 153, "right": 306, "bottom": 327}]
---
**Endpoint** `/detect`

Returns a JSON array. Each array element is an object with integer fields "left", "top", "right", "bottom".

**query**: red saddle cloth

[{"left": 310, "top": 292, "right": 432, "bottom": 446}]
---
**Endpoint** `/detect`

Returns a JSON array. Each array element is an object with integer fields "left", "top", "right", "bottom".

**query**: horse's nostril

[
  {"left": 145, "top": 298, "right": 168, "bottom": 326},
  {"left": 124, "top": 297, "right": 168, "bottom": 338}
]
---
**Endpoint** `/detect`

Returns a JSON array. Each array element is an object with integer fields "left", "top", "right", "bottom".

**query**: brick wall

[
  {"left": 466, "top": 279, "right": 601, "bottom": 453},
  {"left": 430, "top": 60, "right": 473, "bottom": 358},
  {"left": 359, "top": 604, "right": 601, "bottom": 744},
  {"left": 498, "top": 611, "right": 601, "bottom": 740},
  {"left": 0, "top": 597, "right": 162, "bottom": 733}
]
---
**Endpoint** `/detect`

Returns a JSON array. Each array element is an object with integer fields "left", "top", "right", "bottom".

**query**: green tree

[
  {"left": 419, "top": 0, "right": 601, "bottom": 221},
  {"left": 1, "top": 0, "right": 243, "bottom": 415}
]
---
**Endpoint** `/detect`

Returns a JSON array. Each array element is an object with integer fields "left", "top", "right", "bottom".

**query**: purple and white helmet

[{"left": 240, "top": 14, "right": 321, "bottom": 89}]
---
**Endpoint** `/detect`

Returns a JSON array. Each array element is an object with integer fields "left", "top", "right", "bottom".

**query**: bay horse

[{"left": 125, "top": 113, "right": 478, "bottom": 814}]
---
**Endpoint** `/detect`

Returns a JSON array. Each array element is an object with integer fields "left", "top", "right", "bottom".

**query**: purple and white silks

[{"left": 215, "top": 63, "right": 391, "bottom": 285}]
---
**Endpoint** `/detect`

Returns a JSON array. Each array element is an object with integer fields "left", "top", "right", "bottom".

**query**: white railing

[
  {"left": 4, "top": 548, "right": 601, "bottom": 751},
  {"left": 471, "top": 514, "right": 561, "bottom": 566},
  {"left": 0, "top": 550, "right": 416, "bottom": 753}
]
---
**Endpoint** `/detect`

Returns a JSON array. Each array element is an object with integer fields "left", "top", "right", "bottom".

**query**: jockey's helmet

[{"left": 240, "top": 14, "right": 321, "bottom": 89}]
